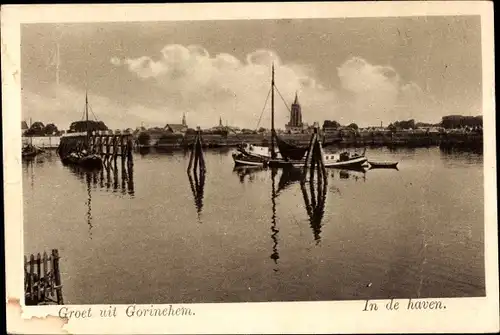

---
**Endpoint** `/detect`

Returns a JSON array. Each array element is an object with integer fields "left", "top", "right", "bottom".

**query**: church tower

[{"left": 289, "top": 92, "right": 303, "bottom": 127}]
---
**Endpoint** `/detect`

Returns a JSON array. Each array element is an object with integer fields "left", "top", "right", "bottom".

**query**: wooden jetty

[
  {"left": 58, "top": 131, "right": 134, "bottom": 168},
  {"left": 24, "top": 249, "right": 64, "bottom": 305}
]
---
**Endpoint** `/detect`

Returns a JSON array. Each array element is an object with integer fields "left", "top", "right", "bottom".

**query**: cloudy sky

[{"left": 21, "top": 16, "right": 482, "bottom": 130}]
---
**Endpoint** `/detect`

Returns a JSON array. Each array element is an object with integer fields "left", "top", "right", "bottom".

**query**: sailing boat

[
  {"left": 233, "top": 65, "right": 368, "bottom": 168},
  {"left": 59, "top": 93, "right": 103, "bottom": 170},
  {"left": 22, "top": 118, "right": 45, "bottom": 159}
]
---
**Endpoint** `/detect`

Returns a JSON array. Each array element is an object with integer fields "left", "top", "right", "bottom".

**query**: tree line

[
  {"left": 24, "top": 120, "right": 109, "bottom": 136},
  {"left": 321, "top": 115, "right": 482, "bottom": 131}
]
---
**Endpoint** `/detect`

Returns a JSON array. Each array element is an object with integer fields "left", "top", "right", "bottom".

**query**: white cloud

[
  {"left": 23, "top": 47, "right": 441, "bottom": 131},
  {"left": 110, "top": 45, "right": 339, "bottom": 129},
  {"left": 110, "top": 45, "right": 440, "bottom": 128},
  {"left": 336, "top": 57, "right": 440, "bottom": 125}
]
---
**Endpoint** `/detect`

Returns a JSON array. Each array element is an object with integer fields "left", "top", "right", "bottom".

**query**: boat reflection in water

[
  {"left": 232, "top": 166, "right": 265, "bottom": 184},
  {"left": 65, "top": 161, "right": 135, "bottom": 238},
  {"left": 187, "top": 169, "right": 206, "bottom": 221},
  {"left": 233, "top": 164, "right": 383, "bottom": 266},
  {"left": 333, "top": 166, "right": 368, "bottom": 182},
  {"left": 66, "top": 160, "right": 135, "bottom": 197}
]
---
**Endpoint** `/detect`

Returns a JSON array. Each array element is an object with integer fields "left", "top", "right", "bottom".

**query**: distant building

[
  {"left": 210, "top": 116, "right": 227, "bottom": 132},
  {"left": 165, "top": 124, "right": 188, "bottom": 134},
  {"left": 361, "top": 126, "right": 388, "bottom": 132},
  {"left": 285, "top": 93, "right": 308, "bottom": 133},
  {"left": 165, "top": 113, "right": 188, "bottom": 134}
]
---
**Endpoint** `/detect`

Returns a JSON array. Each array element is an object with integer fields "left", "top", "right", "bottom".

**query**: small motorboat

[
  {"left": 22, "top": 144, "right": 44, "bottom": 159},
  {"left": 368, "top": 161, "right": 399, "bottom": 169},
  {"left": 232, "top": 152, "right": 268, "bottom": 167},
  {"left": 61, "top": 150, "right": 103, "bottom": 170}
]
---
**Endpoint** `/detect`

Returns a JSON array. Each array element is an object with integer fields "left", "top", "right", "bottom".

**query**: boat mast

[
  {"left": 271, "top": 63, "right": 276, "bottom": 159},
  {"left": 29, "top": 117, "right": 33, "bottom": 146},
  {"left": 85, "top": 91, "right": 89, "bottom": 146}
]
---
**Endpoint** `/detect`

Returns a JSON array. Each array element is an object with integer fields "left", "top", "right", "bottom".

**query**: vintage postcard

[{"left": 3, "top": 2, "right": 498, "bottom": 334}]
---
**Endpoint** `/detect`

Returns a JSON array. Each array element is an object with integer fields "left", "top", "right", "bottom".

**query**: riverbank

[{"left": 145, "top": 131, "right": 483, "bottom": 150}]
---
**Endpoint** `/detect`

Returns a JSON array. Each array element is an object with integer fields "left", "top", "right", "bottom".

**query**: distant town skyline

[{"left": 22, "top": 16, "right": 482, "bottom": 130}]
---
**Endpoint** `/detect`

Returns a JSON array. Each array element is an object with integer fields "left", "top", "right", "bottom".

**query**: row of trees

[
  {"left": 68, "top": 120, "right": 109, "bottom": 133},
  {"left": 322, "top": 120, "right": 359, "bottom": 130},
  {"left": 323, "top": 115, "right": 483, "bottom": 132},
  {"left": 24, "top": 122, "right": 60, "bottom": 136},
  {"left": 441, "top": 115, "right": 482, "bottom": 129},
  {"left": 24, "top": 120, "right": 110, "bottom": 136}
]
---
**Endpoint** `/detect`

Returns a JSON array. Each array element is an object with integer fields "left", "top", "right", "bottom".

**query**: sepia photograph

[{"left": 3, "top": 2, "right": 498, "bottom": 334}]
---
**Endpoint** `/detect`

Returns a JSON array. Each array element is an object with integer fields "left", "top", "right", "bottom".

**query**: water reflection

[
  {"left": 270, "top": 168, "right": 279, "bottom": 271},
  {"left": 187, "top": 170, "right": 206, "bottom": 221},
  {"left": 85, "top": 172, "right": 93, "bottom": 239},
  {"left": 137, "top": 147, "right": 151, "bottom": 156},
  {"left": 276, "top": 167, "right": 303, "bottom": 196},
  {"left": 66, "top": 161, "right": 135, "bottom": 197},
  {"left": 65, "top": 162, "right": 135, "bottom": 238},
  {"left": 439, "top": 145, "right": 483, "bottom": 166},
  {"left": 331, "top": 167, "right": 367, "bottom": 182},
  {"left": 233, "top": 166, "right": 263, "bottom": 183}
]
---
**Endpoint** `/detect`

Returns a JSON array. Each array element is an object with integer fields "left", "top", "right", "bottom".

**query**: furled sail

[{"left": 273, "top": 130, "right": 308, "bottom": 161}]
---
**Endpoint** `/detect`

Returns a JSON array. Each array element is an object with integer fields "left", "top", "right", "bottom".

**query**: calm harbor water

[{"left": 23, "top": 146, "right": 485, "bottom": 304}]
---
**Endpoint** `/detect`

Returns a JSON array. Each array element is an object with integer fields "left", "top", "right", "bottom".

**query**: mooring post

[
  {"left": 193, "top": 133, "right": 200, "bottom": 173},
  {"left": 197, "top": 129, "right": 206, "bottom": 173},
  {"left": 113, "top": 136, "right": 119, "bottom": 163},
  {"left": 187, "top": 129, "right": 197, "bottom": 173},
  {"left": 105, "top": 135, "right": 110, "bottom": 161},
  {"left": 316, "top": 126, "right": 327, "bottom": 183},
  {"left": 302, "top": 132, "right": 317, "bottom": 181},
  {"left": 51, "top": 249, "right": 63, "bottom": 305}
]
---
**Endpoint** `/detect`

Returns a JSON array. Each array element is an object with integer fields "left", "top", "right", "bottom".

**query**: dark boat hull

[
  {"left": 61, "top": 153, "right": 103, "bottom": 170},
  {"left": 268, "top": 156, "right": 368, "bottom": 169},
  {"left": 368, "top": 161, "right": 399, "bottom": 169},
  {"left": 232, "top": 153, "right": 267, "bottom": 167}
]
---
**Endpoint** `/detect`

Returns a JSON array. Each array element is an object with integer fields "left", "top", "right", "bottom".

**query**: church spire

[
  {"left": 182, "top": 112, "right": 187, "bottom": 126},
  {"left": 219, "top": 116, "right": 223, "bottom": 127},
  {"left": 293, "top": 91, "right": 299, "bottom": 105}
]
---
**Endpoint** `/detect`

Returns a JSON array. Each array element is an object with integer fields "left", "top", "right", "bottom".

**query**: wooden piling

[
  {"left": 187, "top": 128, "right": 206, "bottom": 174},
  {"left": 24, "top": 249, "right": 64, "bottom": 305},
  {"left": 105, "top": 135, "right": 110, "bottom": 160},
  {"left": 51, "top": 249, "right": 63, "bottom": 305},
  {"left": 302, "top": 125, "right": 327, "bottom": 185}
]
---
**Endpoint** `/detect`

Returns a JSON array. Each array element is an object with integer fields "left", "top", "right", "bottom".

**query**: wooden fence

[{"left": 24, "top": 249, "right": 64, "bottom": 305}]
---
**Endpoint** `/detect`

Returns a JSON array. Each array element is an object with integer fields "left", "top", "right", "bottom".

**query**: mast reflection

[
  {"left": 187, "top": 169, "right": 206, "bottom": 221},
  {"left": 85, "top": 171, "right": 93, "bottom": 239},
  {"left": 270, "top": 168, "right": 279, "bottom": 271}
]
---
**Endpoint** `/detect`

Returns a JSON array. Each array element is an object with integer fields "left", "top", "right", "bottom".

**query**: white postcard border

[{"left": 3, "top": 2, "right": 498, "bottom": 334}]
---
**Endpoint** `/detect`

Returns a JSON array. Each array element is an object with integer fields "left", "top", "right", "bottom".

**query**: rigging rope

[
  {"left": 274, "top": 86, "right": 292, "bottom": 115},
  {"left": 254, "top": 87, "right": 272, "bottom": 131},
  {"left": 88, "top": 104, "right": 99, "bottom": 121}
]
